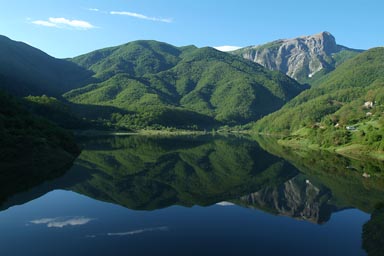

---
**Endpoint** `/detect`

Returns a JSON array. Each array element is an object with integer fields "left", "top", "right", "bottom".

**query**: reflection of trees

[
  {"left": 2, "top": 134, "right": 384, "bottom": 230},
  {"left": 363, "top": 204, "right": 384, "bottom": 256},
  {"left": 70, "top": 135, "right": 299, "bottom": 210},
  {"left": 0, "top": 161, "right": 73, "bottom": 211},
  {"left": 253, "top": 135, "right": 384, "bottom": 213}
]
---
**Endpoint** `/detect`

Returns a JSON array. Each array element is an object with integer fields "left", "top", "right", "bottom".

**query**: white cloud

[
  {"left": 110, "top": 11, "right": 172, "bottom": 23},
  {"left": 32, "top": 20, "right": 58, "bottom": 28},
  {"left": 49, "top": 17, "right": 95, "bottom": 29},
  {"left": 88, "top": 8, "right": 100, "bottom": 12},
  {"left": 32, "top": 17, "right": 96, "bottom": 30},
  {"left": 214, "top": 46, "right": 242, "bottom": 52},
  {"left": 30, "top": 216, "right": 95, "bottom": 228}
]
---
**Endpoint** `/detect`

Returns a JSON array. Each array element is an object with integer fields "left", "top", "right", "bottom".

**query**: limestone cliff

[{"left": 233, "top": 32, "right": 362, "bottom": 83}]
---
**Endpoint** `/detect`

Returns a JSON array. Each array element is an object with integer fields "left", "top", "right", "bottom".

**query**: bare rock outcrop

[{"left": 233, "top": 32, "right": 362, "bottom": 82}]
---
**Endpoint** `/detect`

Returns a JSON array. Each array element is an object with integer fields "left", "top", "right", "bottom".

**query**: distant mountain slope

[
  {"left": 66, "top": 40, "right": 305, "bottom": 128},
  {"left": 232, "top": 32, "right": 362, "bottom": 84},
  {"left": 254, "top": 47, "right": 384, "bottom": 154},
  {"left": 71, "top": 40, "right": 195, "bottom": 80},
  {"left": 0, "top": 35, "right": 92, "bottom": 97}
]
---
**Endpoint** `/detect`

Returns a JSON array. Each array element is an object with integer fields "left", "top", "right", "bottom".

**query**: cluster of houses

[{"left": 334, "top": 101, "right": 376, "bottom": 131}]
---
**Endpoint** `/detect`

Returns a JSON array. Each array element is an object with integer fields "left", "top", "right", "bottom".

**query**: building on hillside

[
  {"left": 346, "top": 126, "right": 357, "bottom": 131},
  {"left": 364, "top": 101, "right": 374, "bottom": 108}
]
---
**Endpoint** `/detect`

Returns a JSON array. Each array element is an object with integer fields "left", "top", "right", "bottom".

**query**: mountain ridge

[
  {"left": 0, "top": 35, "right": 92, "bottom": 97},
  {"left": 232, "top": 32, "right": 363, "bottom": 84},
  {"left": 66, "top": 40, "right": 305, "bottom": 128}
]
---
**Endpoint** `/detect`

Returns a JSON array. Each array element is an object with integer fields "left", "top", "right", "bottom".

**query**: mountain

[
  {"left": 71, "top": 40, "right": 190, "bottom": 80},
  {"left": 0, "top": 36, "right": 305, "bottom": 130},
  {"left": 0, "top": 90, "right": 80, "bottom": 175},
  {"left": 66, "top": 40, "right": 305, "bottom": 128},
  {"left": 232, "top": 32, "right": 362, "bottom": 84},
  {"left": 0, "top": 35, "right": 92, "bottom": 97},
  {"left": 254, "top": 48, "right": 384, "bottom": 156}
]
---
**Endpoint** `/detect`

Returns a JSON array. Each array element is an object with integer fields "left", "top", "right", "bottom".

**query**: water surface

[{"left": 0, "top": 135, "right": 382, "bottom": 255}]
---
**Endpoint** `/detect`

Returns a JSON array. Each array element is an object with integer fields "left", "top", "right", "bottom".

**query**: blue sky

[{"left": 0, "top": 0, "right": 383, "bottom": 58}]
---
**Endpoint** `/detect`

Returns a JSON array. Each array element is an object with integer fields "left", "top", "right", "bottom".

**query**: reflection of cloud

[
  {"left": 216, "top": 201, "right": 235, "bottom": 206},
  {"left": 108, "top": 226, "right": 169, "bottom": 236},
  {"left": 30, "top": 216, "right": 95, "bottom": 228},
  {"left": 30, "top": 218, "right": 55, "bottom": 224},
  {"left": 86, "top": 226, "right": 169, "bottom": 238}
]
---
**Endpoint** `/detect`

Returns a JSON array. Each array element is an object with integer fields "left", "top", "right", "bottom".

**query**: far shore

[{"left": 73, "top": 129, "right": 250, "bottom": 137}]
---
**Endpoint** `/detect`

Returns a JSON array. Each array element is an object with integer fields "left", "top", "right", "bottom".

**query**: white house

[{"left": 364, "top": 101, "right": 374, "bottom": 108}]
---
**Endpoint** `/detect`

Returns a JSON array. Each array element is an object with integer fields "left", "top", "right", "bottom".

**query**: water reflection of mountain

[
  {"left": 1, "top": 135, "right": 383, "bottom": 226},
  {"left": 234, "top": 174, "right": 337, "bottom": 223},
  {"left": 0, "top": 161, "right": 73, "bottom": 211},
  {"left": 363, "top": 204, "right": 384, "bottom": 256},
  {"left": 253, "top": 135, "right": 384, "bottom": 214},
  {"left": 68, "top": 135, "right": 299, "bottom": 210}
]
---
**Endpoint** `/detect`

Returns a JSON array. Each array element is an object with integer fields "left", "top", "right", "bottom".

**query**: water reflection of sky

[
  {"left": 29, "top": 216, "right": 95, "bottom": 228},
  {"left": 0, "top": 189, "right": 369, "bottom": 256}
]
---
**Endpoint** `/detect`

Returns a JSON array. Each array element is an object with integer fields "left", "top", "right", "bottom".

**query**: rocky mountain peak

[
  {"left": 297, "top": 31, "right": 337, "bottom": 55},
  {"left": 233, "top": 32, "right": 361, "bottom": 83}
]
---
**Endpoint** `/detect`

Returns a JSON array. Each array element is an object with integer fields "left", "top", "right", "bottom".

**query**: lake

[{"left": 0, "top": 135, "right": 383, "bottom": 255}]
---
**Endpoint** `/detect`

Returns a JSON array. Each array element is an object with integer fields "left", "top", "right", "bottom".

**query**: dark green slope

[
  {"left": 0, "top": 90, "right": 80, "bottom": 173},
  {"left": 254, "top": 47, "right": 384, "bottom": 153},
  {"left": 0, "top": 35, "right": 92, "bottom": 96},
  {"left": 23, "top": 95, "right": 93, "bottom": 129},
  {"left": 66, "top": 41, "right": 305, "bottom": 128}
]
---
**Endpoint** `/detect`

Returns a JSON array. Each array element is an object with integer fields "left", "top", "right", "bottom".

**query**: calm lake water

[{"left": 0, "top": 135, "right": 383, "bottom": 255}]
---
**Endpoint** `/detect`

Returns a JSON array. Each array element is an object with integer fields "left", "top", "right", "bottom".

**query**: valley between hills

[{"left": 0, "top": 31, "right": 383, "bottom": 163}]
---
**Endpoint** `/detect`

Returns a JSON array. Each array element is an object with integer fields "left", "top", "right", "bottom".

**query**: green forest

[
  {"left": 0, "top": 90, "right": 80, "bottom": 171},
  {"left": 0, "top": 34, "right": 383, "bottom": 160},
  {"left": 254, "top": 48, "right": 384, "bottom": 158}
]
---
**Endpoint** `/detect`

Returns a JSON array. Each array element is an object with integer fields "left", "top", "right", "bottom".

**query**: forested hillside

[
  {"left": 254, "top": 47, "right": 384, "bottom": 157},
  {"left": 66, "top": 40, "right": 305, "bottom": 129},
  {"left": 0, "top": 90, "right": 80, "bottom": 171}
]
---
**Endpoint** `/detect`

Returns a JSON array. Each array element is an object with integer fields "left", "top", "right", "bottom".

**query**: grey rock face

[
  {"left": 234, "top": 32, "right": 360, "bottom": 82},
  {"left": 238, "top": 175, "right": 336, "bottom": 223}
]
